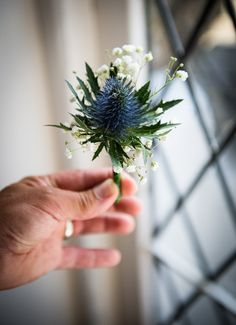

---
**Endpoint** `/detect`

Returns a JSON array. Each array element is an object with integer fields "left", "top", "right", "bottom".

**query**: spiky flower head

[
  {"left": 48, "top": 45, "right": 188, "bottom": 200},
  {"left": 89, "top": 77, "right": 145, "bottom": 138}
]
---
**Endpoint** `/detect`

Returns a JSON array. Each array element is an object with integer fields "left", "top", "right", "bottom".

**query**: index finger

[{"left": 47, "top": 168, "right": 137, "bottom": 196}]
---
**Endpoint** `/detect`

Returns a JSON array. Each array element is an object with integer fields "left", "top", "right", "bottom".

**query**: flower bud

[
  {"left": 136, "top": 46, "right": 144, "bottom": 53},
  {"left": 112, "top": 47, "right": 123, "bottom": 56},
  {"left": 151, "top": 160, "right": 159, "bottom": 171},
  {"left": 144, "top": 52, "right": 153, "bottom": 62},
  {"left": 123, "top": 44, "right": 136, "bottom": 53},
  {"left": 65, "top": 148, "right": 72, "bottom": 159}
]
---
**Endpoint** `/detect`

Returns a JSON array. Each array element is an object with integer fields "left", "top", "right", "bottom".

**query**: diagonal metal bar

[
  {"left": 151, "top": 245, "right": 236, "bottom": 321},
  {"left": 223, "top": 0, "right": 236, "bottom": 31},
  {"left": 152, "top": 122, "right": 236, "bottom": 236},
  {"left": 155, "top": 0, "right": 218, "bottom": 60},
  {"left": 153, "top": 0, "right": 236, "bottom": 238},
  {"left": 183, "top": 0, "right": 218, "bottom": 60},
  {"left": 155, "top": 0, "right": 185, "bottom": 57}
]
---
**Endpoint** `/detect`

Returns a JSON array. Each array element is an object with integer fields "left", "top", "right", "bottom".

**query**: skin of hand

[{"left": 0, "top": 168, "right": 142, "bottom": 290}]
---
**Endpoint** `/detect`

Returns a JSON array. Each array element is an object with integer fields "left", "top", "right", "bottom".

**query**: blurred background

[{"left": 0, "top": 0, "right": 236, "bottom": 324}]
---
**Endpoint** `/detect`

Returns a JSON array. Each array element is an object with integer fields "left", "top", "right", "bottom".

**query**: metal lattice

[{"left": 148, "top": 0, "right": 236, "bottom": 324}]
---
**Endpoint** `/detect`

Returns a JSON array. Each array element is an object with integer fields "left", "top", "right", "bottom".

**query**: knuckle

[
  {"left": 34, "top": 188, "right": 63, "bottom": 220},
  {"left": 20, "top": 175, "right": 38, "bottom": 185},
  {"left": 77, "top": 190, "right": 97, "bottom": 216},
  {"left": 20, "top": 175, "right": 50, "bottom": 188}
]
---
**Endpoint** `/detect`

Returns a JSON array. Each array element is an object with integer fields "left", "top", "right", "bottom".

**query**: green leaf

[
  {"left": 46, "top": 124, "right": 65, "bottom": 130},
  {"left": 129, "top": 121, "right": 162, "bottom": 136},
  {"left": 92, "top": 142, "right": 104, "bottom": 160},
  {"left": 129, "top": 121, "right": 180, "bottom": 136},
  {"left": 109, "top": 141, "right": 123, "bottom": 167},
  {"left": 82, "top": 134, "right": 102, "bottom": 144},
  {"left": 129, "top": 136, "right": 143, "bottom": 149},
  {"left": 110, "top": 64, "right": 118, "bottom": 77},
  {"left": 70, "top": 113, "right": 91, "bottom": 132},
  {"left": 65, "top": 80, "right": 88, "bottom": 111},
  {"left": 65, "top": 80, "right": 79, "bottom": 101},
  {"left": 85, "top": 63, "right": 100, "bottom": 95},
  {"left": 115, "top": 142, "right": 130, "bottom": 160},
  {"left": 135, "top": 81, "right": 151, "bottom": 105},
  {"left": 136, "top": 81, "right": 150, "bottom": 98},
  {"left": 45, "top": 123, "right": 72, "bottom": 131},
  {"left": 155, "top": 129, "right": 173, "bottom": 137},
  {"left": 158, "top": 122, "right": 180, "bottom": 129},
  {"left": 76, "top": 76, "right": 93, "bottom": 103},
  {"left": 158, "top": 99, "right": 183, "bottom": 110}
]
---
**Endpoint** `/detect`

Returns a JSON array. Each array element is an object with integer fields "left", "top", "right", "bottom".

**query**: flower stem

[{"left": 113, "top": 171, "right": 122, "bottom": 204}]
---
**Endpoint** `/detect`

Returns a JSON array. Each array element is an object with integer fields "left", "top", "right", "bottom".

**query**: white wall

[
  {"left": 0, "top": 0, "right": 148, "bottom": 324},
  {"left": 0, "top": 0, "right": 76, "bottom": 324}
]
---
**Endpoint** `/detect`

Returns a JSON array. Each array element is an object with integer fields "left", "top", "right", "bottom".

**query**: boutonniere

[{"left": 48, "top": 44, "right": 188, "bottom": 202}]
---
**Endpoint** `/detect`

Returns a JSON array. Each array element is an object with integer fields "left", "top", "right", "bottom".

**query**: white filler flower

[
  {"left": 144, "top": 52, "right": 153, "bottom": 62},
  {"left": 112, "top": 47, "right": 123, "bottom": 56},
  {"left": 176, "top": 70, "right": 188, "bottom": 81},
  {"left": 123, "top": 44, "right": 136, "bottom": 53},
  {"left": 65, "top": 148, "right": 72, "bottom": 159},
  {"left": 97, "top": 64, "right": 109, "bottom": 75}
]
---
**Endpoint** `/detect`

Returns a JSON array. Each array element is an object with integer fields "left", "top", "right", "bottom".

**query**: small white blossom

[
  {"left": 136, "top": 46, "right": 144, "bottom": 53},
  {"left": 125, "top": 74, "right": 132, "bottom": 82},
  {"left": 151, "top": 160, "right": 159, "bottom": 171},
  {"left": 144, "top": 52, "right": 153, "bottom": 62},
  {"left": 117, "top": 72, "right": 126, "bottom": 79},
  {"left": 170, "top": 56, "right": 177, "bottom": 62},
  {"left": 126, "top": 165, "right": 136, "bottom": 173},
  {"left": 175, "top": 70, "right": 188, "bottom": 81},
  {"left": 113, "top": 58, "right": 122, "bottom": 67},
  {"left": 149, "top": 152, "right": 154, "bottom": 158},
  {"left": 113, "top": 166, "right": 123, "bottom": 173},
  {"left": 112, "top": 47, "right": 123, "bottom": 56},
  {"left": 97, "top": 64, "right": 109, "bottom": 75},
  {"left": 76, "top": 135, "right": 88, "bottom": 144},
  {"left": 136, "top": 165, "right": 146, "bottom": 176},
  {"left": 71, "top": 126, "right": 79, "bottom": 133},
  {"left": 122, "top": 55, "right": 133, "bottom": 65},
  {"left": 156, "top": 107, "right": 163, "bottom": 114},
  {"left": 82, "top": 144, "right": 88, "bottom": 152},
  {"left": 127, "top": 62, "right": 140, "bottom": 77},
  {"left": 123, "top": 44, "right": 136, "bottom": 53},
  {"left": 124, "top": 146, "right": 131, "bottom": 153},
  {"left": 65, "top": 148, "right": 72, "bottom": 159},
  {"left": 145, "top": 139, "right": 152, "bottom": 149},
  {"left": 140, "top": 176, "right": 148, "bottom": 185}
]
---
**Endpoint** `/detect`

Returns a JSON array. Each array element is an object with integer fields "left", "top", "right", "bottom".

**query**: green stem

[{"left": 113, "top": 171, "right": 122, "bottom": 204}]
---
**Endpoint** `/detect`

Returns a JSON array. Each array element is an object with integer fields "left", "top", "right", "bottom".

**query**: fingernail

[{"left": 94, "top": 179, "right": 118, "bottom": 199}]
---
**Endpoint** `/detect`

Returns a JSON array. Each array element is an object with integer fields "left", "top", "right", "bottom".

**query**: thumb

[{"left": 59, "top": 178, "right": 119, "bottom": 220}]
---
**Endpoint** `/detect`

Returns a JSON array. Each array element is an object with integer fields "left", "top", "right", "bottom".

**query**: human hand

[{"left": 0, "top": 168, "right": 141, "bottom": 290}]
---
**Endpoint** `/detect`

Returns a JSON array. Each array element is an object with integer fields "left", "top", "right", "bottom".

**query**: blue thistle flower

[
  {"left": 89, "top": 77, "right": 144, "bottom": 138},
  {"left": 50, "top": 54, "right": 184, "bottom": 204}
]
